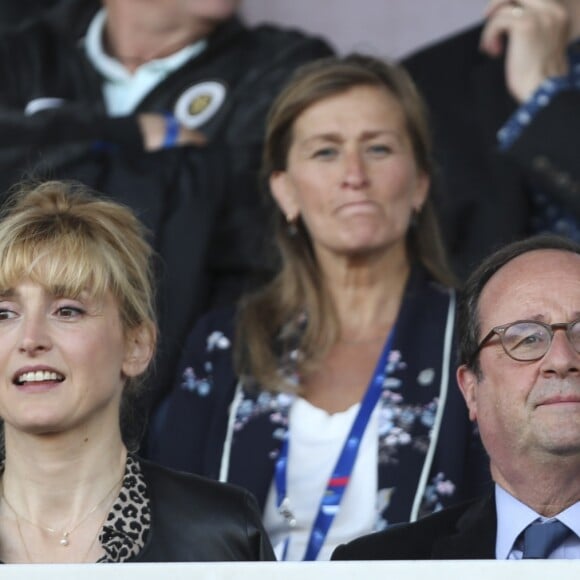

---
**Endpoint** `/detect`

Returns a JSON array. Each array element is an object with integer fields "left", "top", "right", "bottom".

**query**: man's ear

[
  {"left": 122, "top": 323, "right": 156, "bottom": 378},
  {"left": 457, "top": 364, "right": 479, "bottom": 422},
  {"left": 270, "top": 171, "right": 300, "bottom": 222}
]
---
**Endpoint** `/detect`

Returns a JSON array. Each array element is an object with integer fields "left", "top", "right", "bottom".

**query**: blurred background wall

[{"left": 241, "top": 0, "right": 488, "bottom": 59}]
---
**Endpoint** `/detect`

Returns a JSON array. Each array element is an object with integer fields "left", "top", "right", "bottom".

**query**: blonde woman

[{"left": 0, "top": 181, "right": 273, "bottom": 563}]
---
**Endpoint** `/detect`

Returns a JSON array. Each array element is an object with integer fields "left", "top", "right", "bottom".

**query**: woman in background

[
  {"left": 150, "top": 55, "right": 486, "bottom": 560},
  {"left": 0, "top": 181, "right": 273, "bottom": 563}
]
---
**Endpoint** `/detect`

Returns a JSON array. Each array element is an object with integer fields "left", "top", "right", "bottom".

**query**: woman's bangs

[{"left": 0, "top": 233, "right": 111, "bottom": 298}]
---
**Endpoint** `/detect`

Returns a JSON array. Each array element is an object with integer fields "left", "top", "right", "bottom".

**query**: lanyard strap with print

[{"left": 274, "top": 325, "right": 396, "bottom": 561}]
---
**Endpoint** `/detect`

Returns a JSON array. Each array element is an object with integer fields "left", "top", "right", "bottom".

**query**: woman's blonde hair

[
  {"left": 0, "top": 180, "right": 157, "bottom": 448},
  {"left": 236, "top": 54, "right": 454, "bottom": 393}
]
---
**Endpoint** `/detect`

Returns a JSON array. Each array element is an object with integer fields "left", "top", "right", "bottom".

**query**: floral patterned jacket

[{"left": 149, "top": 265, "right": 489, "bottom": 528}]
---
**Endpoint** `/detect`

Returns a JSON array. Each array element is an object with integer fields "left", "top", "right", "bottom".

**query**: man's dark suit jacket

[
  {"left": 332, "top": 492, "right": 497, "bottom": 560},
  {"left": 402, "top": 24, "right": 580, "bottom": 280}
]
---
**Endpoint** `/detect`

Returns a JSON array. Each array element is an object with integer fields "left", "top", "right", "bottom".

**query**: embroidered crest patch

[{"left": 174, "top": 81, "right": 226, "bottom": 129}]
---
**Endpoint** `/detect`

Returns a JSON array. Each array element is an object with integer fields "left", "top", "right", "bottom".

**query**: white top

[
  {"left": 263, "top": 397, "right": 378, "bottom": 561},
  {"left": 495, "top": 484, "right": 580, "bottom": 559},
  {"left": 83, "top": 9, "right": 206, "bottom": 116}
]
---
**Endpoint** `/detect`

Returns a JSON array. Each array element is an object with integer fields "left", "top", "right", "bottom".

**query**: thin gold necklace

[
  {"left": 12, "top": 491, "right": 115, "bottom": 563},
  {"left": 2, "top": 472, "right": 123, "bottom": 548}
]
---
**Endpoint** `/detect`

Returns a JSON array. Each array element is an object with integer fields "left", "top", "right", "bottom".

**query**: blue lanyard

[{"left": 274, "top": 326, "right": 397, "bottom": 560}]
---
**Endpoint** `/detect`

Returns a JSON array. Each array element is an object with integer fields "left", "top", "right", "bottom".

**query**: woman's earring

[
  {"left": 410, "top": 207, "right": 421, "bottom": 229},
  {"left": 286, "top": 214, "right": 298, "bottom": 237}
]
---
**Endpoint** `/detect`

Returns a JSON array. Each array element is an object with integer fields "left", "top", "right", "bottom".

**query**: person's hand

[
  {"left": 480, "top": 0, "right": 570, "bottom": 102},
  {"left": 137, "top": 113, "right": 207, "bottom": 152}
]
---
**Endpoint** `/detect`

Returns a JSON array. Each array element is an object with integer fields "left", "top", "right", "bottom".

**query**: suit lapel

[{"left": 432, "top": 493, "right": 497, "bottom": 559}]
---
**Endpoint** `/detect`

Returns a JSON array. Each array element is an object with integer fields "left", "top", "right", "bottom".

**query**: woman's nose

[
  {"left": 19, "top": 316, "right": 52, "bottom": 355},
  {"left": 342, "top": 152, "right": 369, "bottom": 188}
]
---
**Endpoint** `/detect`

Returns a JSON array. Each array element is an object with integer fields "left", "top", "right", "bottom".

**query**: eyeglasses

[{"left": 470, "top": 319, "right": 580, "bottom": 363}]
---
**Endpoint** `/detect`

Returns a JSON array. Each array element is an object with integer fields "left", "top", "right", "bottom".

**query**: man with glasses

[{"left": 333, "top": 235, "right": 580, "bottom": 560}]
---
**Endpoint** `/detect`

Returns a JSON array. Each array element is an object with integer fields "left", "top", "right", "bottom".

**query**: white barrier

[{"left": 0, "top": 560, "right": 579, "bottom": 579}]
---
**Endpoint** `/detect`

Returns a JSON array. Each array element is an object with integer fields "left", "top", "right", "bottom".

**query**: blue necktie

[{"left": 522, "top": 520, "right": 572, "bottom": 559}]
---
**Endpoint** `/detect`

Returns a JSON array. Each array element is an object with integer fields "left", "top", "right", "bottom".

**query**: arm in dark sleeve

[
  {"left": 0, "top": 18, "right": 144, "bottom": 151},
  {"left": 505, "top": 90, "right": 580, "bottom": 217},
  {"left": 0, "top": 103, "right": 143, "bottom": 150}
]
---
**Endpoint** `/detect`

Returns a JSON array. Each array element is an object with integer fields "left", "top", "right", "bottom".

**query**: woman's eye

[
  {"left": 312, "top": 147, "right": 338, "bottom": 160},
  {"left": 367, "top": 144, "right": 392, "bottom": 156},
  {"left": 0, "top": 309, "right": 17, "bottom": 321},
  {"left": 55, "top": 306, "right": 85, "bottom": 319}
]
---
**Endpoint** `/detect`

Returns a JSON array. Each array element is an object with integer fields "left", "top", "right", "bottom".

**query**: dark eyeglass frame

[{"left": 469, "top": 318, "right": 580, "bottom": 364}]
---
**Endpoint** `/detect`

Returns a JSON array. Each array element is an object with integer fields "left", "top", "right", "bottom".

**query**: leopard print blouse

[{"left": 98, "top": 454, "right": 150, "bottom": 563}]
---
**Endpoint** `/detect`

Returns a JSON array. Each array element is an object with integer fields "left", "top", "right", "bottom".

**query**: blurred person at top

[{"left": 403, "top": 0, "right": 580, "bottom": 280}]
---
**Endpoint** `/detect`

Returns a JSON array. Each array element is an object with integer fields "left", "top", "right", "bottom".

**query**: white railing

[{"left": 0, "top": 560, "right": 579, "bottom": 578}]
